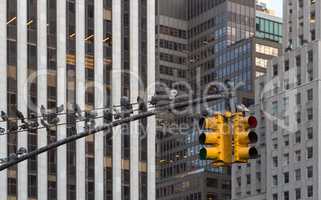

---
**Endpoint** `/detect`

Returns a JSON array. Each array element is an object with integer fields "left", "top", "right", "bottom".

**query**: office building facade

[
  {"left": 232, "top": 0, "right": 321, "bottom": 200},
  {"left": 0, "top": 0, "right": 156, "bottom": 200}
]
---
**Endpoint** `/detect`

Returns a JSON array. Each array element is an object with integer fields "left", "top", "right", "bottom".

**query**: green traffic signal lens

[{"left": 249, "top": 147, "right": 258, "bottom": 159}]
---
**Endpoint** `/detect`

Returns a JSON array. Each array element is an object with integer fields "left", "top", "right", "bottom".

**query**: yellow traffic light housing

[
  {"left": 233, "top": 113, "right": 258, "bottom": 163},
  {"left": 199, "top": 113, "right": 232, "bottom": 165}
]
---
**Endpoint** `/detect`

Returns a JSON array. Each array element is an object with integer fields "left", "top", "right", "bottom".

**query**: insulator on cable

[{"left": 1, "top": 111, "right": 8, "bottom": 121}]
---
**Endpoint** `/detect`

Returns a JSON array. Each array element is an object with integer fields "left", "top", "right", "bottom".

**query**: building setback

[{"left": 0, "top": 0, "right": 156, "bottom": 200}]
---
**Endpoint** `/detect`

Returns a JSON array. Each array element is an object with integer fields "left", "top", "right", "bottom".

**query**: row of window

[
  {"left": 159, "top": 25, "right": 187, "bottom": 39},
  {"left": 273, "top": 50, "right": 313, "bottom": 77},
  {"left": 272, "top": 127, "right": 313, "bottom": 150},
  {"left": 272, "top": 146, "right": 313, "bottom": 168},
  {"left": 272, "top": 166, "right": 313, "bottom": 186},
  {"left": 272, "top": 185, "right": 313, "bottom": 200}
]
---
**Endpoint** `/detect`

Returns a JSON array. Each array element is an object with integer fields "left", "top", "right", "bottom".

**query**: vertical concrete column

[
  {"left": 94, "top": 0, "right": 104, "bottom": 199},
  {"left": 17, "top": 0, "right": 28, "bottom": 199},
  {"left": 147, "top": 0, "right": 156, "bottom": 199},
  {"left": 112, "top": 0, "right": 122, "bottom": 199},
  {"left": 0, "top": 0, "right": 7, "bottom": 198},
  {"left": 37, "top": 0, "right": 48, "bottom": 199},
  {"left": 56, "top": 1, "right": 67, "bottom": 200},
  {"left": 129, "top": 0, "right": 140, "bottom": 199},
  {"left": 76, "top": 0, "right": 86, "bottom": 199}
]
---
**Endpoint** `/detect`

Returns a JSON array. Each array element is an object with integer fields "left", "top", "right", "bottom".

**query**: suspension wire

[
  {"left": 0, "top": 107, "right": 142, "bottom": 136},
  {"left": 0, "top": 93, "right": 226, "bottom": 171}
]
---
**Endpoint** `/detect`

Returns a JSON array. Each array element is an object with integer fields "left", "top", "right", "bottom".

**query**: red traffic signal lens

[{"left": 248, "top": 116, "right": 257, "bottom": 128}]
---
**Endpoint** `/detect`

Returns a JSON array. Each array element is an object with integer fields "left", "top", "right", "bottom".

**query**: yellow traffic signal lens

[
  {"left": 199, "top": 148, "right": 207, "bottom": 160},
  {"left": 199, "top": 133, "right": 206, "bottom": 145},
  {"left": 248, "top": 131, "right": 258, "bottom": 143}
]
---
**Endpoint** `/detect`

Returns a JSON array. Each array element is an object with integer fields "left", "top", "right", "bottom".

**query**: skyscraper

[
  {"left": 0, "top": 0, "right": 156, "bottom": 200},
  {"left": 235, "top": 0, "right": 321, "bottom": 200}
]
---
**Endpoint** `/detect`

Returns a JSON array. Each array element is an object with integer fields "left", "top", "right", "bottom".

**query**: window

[
  {"left": 295, "top": 150, "right": 301, "bottom": 162},
  {"left": 206, "top": 178, "right": 218, "bottom": 187},
  {"left": 295, "top": 131, "right": 301, "bottom": 144},
  {"left": 296, "top": 112, "right": 301, "bottom": 123},
  {"left": 272, "top": 101, "right": 278, "bottom": 114},
  {"left": 283, "top": 153, "right": 289, "bottom": 165},
  {"left": 284, "top": 79, "right": 289, "bottom": 90},
  {"left": 308, "top": 50, "right": 313, "bottom": 63},
  {"left": 307, "top": 108, "right": 313, "bottom": 120},
  {"left": 273, "top": 120, "right": 278, "bottom": 131},
  {"left": 295, "top": 188, "right": 301, "bottom": 200},
  {"left": 307, "top": 147, "right": 313, "bottom": 159},
  {"left": 307, "top": 89, "right": 313, "bottom": 101},
  {"left": 273, "top": 194, "right": 278, "bottom": 200},
  {"left": 236, "top": 177, "right": 241, "bottom": 187},
  {"left": 284, "top": 172, "right": 289, "bottom": 183},
  {"left": 307, "top": 127, "right": 313, "bottom": 140},
  {"left": 273, "top": 64, "right": 278, "bottom": 76},
  {"left": 296, "top": 93, "right": 301, "bottom": 105},
  {"left": 246, "top": 174, "right": 251, "bottom": 184},
  {"left": 272, "top": 138, "right": 278, "bottom": 149},
  {"left": 296, "top": 55, "right": 301, "bottom": 67},
  {"left": 284, "top": 60, "right": 289, "bottom": 71},
  {"left": 273, "top": 156, "right": 278, "bottom": 167},
  {"left": 307, "top": 166, "right": 313, "bottom": 178},
  {"left": 283, "top": 135, "right": 289, "bottom": 146},
  {"left": 307, "top": 185, "right": 313, "bottom": 197},
  {"left": 295, "top": 168, "right": 301, "bottom": 181},
  {"left": 272, "top": 175, "right": 278, "bottom": 185},
  {"left": 284, "top": 191, "right": 289, "bottom": 200}
]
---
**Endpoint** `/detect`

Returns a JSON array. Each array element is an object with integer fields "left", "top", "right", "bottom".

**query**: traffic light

[
  {"left": 233, "top": 113, "right": 258, "bottom": 163},
  {"left": 199, "top": 113, "right": 232, "bottom": 165}
]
